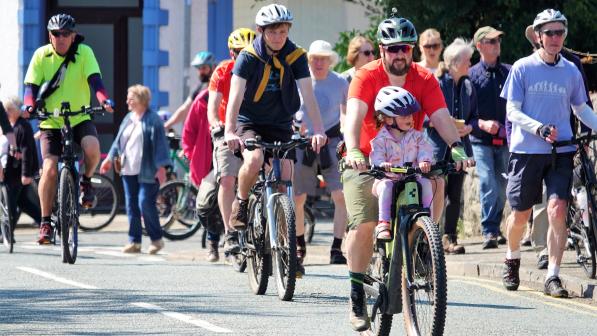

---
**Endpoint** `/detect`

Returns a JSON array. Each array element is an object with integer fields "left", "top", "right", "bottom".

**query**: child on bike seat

[{"left": 370, "top": 86, "right": 433, "bottom": 241}]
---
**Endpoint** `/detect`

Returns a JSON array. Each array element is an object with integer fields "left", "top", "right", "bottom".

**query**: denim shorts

[{"left": 506, "top": 152, "right": 573, "bottom": 211}]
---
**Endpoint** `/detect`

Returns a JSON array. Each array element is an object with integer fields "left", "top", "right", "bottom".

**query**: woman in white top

[{"left": 417, "top": 28, "right": 444, "bottom": 74}]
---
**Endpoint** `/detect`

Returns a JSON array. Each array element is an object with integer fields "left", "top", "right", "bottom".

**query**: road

[{"left": 1, "top": 219, "right": 596, "bottom": 335}]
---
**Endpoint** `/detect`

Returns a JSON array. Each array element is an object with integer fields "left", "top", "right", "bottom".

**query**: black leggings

[
  {"left": 7, "top": 182, "right": 41, "bottom": 226},
  {"left": 444, "top": 172, "right": 465, "bottom": 236}
]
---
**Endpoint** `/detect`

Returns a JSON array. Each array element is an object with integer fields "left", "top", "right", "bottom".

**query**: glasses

[
  {"left": 383, "top": 44, "right": 413, "bottom": 54},
  {"left": 422, "top": 43, "right": 442, "bottom": 50},
  {"left": 481, "top": 37, "right": 501, "bottom": 45},
  {"left": 50, "top": 30, "right": 72, "bottom": 38},
  {"left": 542, "top": 29, "right": 566, "bottom": 37},
  {"left": 361, "top": 50, "right": 374, "bottom": 56}
]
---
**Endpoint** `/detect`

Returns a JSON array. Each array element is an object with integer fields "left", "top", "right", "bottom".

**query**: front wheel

[
  {"left": 247, "top": 195, "right": 270, "bottom": 295},
  {"left": 59, "top": 169, "right": 78, "bottom": 264},
  {"left": 0, "top": 185, "right": 14, "bottom": 253},
  {"left": 156, "top": 180, "right": 201, "bottom": 240},
  {"left": 402, "top": 216, "right": 446, "bottom": 336},
  {"left": 272, "top": 194, "right": 297, "bottom": 301},
  {"left": 304, "top": 206, "right": 316, "bottom": 244}
]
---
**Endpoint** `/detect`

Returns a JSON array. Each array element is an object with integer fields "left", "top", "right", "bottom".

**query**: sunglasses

[
  {"left": 542, "top": 29, "right": 566, "bottom": 37},
  {"left": 361, "top": 50, "right": 374, "bottom": 56},
  {"left": 383, "top": 44, "right": 413, "bottom": 54},
  {"left": 422, "top": 43, "right": 442, "bottom": 50},
  {"left": 50, "top": 30, "right": 72, "bottom": 38},
  {"left": 481, "top": 37, "right": 501, "bottom": 45}
]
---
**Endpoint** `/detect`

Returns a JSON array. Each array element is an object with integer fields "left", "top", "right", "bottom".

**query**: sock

[
  {"left": 332, "top": 237, "right": 342, "bottom": 250},
  {"left": 506, "top": 249, "right": 521, "bottom": 259},
  {"left": 41, "top": 216, "right": 51, "bottom": 224},
  {"left": 81, "top": 175, "right": 91, "bottom": 182},
  {"left": 349, "top": 271, "right": 365, "bottom": 295},
  {"left": 297, "top": 235, "right": 306, "bottom": 249},
  {"left": 546, "top": 264, "right": 560, "bottom": 279},
  {"left": 236, "top": 194, "right": 247, "bottom": 202}
]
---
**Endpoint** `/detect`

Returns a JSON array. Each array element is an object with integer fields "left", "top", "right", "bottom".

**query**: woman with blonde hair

[
  {"left": 426, "top": 38, "right": 478, "bottom": 254},
  {"left": 341, "top": 35, "right": 376, "bottom": 83},
  {"left": 417, "top": 28, "right": 443, "bottom": 73},
  {"left": 100, "top": 85, "right": 170, "bottom": 254}
]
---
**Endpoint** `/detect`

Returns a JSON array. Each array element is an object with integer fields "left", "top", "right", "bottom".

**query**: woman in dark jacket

[{"left": 426, "top": 38, "right": 478, "bottom": 254}]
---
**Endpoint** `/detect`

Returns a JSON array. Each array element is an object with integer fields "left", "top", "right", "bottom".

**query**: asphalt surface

[{"left": 1, "top": 217, "right": 597, "bottom": 335}]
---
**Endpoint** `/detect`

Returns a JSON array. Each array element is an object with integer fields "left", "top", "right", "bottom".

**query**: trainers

[
  {"left": 296, "top": 246, "right": 306, "bottom": 278},
  {"left": 148, "top": 239, "right": 164, "bottom": 255},
  {"left": 224, "top": 232, "right": 240, "bottom": 254},
  {"left": 229, "top": 197, "right": 249, "bottom": 230},
  {"left": 122, "top": 243, "right": 141, "bottom": 253},
  {"left": 207, "top": 240, "right": 219, "bottom": 262},
  {"left": 442, "top": 234, "right": 465, "bottom": 254},
  {"left": 497, "top": 233, "right": 507, "bottom": 245},
  {"left": 502, "top": 258, "right": 521, "bottom": 290},
  {"left": 349, "top": 290, "right": 370, "bottom": 332},
  {"left": 79, "top": 178, "right": 96, "bottom": 209},
  {"left": 482, "top": 234, "right": 499, "bottom": 249},
  {"left": 330, "top": 248, "right": 347, "bottom": 264},
  {"left": 537, "top": 255, "right": 549, "bottom": 270},
  {"left": 375, "top": 221, "right": 392, "bottom": 241},
  {"left": 37, "top": 223, "right": 53, "bottom": 245},
  {"left": 544, "top": 276, "right": 568, "bottom": 298}
]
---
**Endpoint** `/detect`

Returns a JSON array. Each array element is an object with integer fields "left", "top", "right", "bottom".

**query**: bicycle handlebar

[
  {"left": 550, "top": 132, "right": 597, "bottom": 148},
  {"left": 31, "top": 104, "right": 106, "bottom": 121},
  {"left": 357, "top": 161, "right": 458, "bottom": 180},
  {"left": 244, "top": 136, "right": 312, "bottom": 152}
]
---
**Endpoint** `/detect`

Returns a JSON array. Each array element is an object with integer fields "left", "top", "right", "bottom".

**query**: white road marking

[
  {"left": 17, "top": 266, "right": 98, "bottom": 289},
  {"left": 131, "top": 302, "right": 232, "bottom": 333}
]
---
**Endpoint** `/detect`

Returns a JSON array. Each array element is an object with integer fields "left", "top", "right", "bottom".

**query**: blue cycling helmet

[
  {"left": 190, "top": 51, "right": 216, "bottom": 68},
  {"left": 157, "top": 110, "right": 172, "bottom": 122},
  {"left": 375, "top": 86, "right": 420, "bottom": 117}
]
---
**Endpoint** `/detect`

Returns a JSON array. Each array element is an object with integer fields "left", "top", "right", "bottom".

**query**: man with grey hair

[{"left": 469, "top": 26, "right": 511, "bottom": 249}]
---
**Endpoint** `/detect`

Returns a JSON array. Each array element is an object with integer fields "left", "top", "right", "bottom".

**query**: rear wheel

[
  {"left": 247, "top": 195, "right": 270, "bottom": 295},
  {"left": 402, "top": 216, "right": 446, "bottom": 336},
  {"left": 570, "top": 191, "right": 597, "bottom": 278},
  {"left": 156, "top": 180, "right": 201, "bottom": 240},
  {"left": 79, "top": 174, "right": 118, "bottom": 231},
  {"left": 365, "top": 251, "right": 393, "bottom": 335},
  {"left": 272, "top": 194, "right": 297, "bottom": 301},
  {"left": 59, "top": 169, "right": 78, "bottom": 264},
  {"left": 304, "top": 206, "right": 316, "bottom": 244},
  {"left": 0, "top": 185, "right": 14, "bottom": 253}
]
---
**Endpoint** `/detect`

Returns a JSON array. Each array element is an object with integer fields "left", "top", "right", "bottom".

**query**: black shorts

[
  {"left": 506, "top": 152, "right": 574, "bottom": 211},
  {"left": 40, "top": 120, "right": 98, "bottom": 160},
  {"left": 236, "top": 122, "right": 295, "bottom": 161}
]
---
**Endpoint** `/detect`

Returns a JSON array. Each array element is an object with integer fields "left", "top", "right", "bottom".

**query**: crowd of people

[{"left": 1, "top": 4, "right": 595, "bottom": 333}]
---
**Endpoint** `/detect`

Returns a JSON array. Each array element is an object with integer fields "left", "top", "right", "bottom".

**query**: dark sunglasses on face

[
  {"left": 383, "top": 44, "right": 413, "bottom": 54},
  {"left": 50, "top": 30, "right": 72, "bottom": 38},
  {"left": 361, "top": 50, "right": 374, "bottom": 56},
  {"left": 422, "top": 43, "right": 442, "bottom": 50},
  {"left": 542, "top": 29, "right": 566, "bottom": 37},
  {"left": 481, "top": 37, "right": 501, "bottom": 45}
]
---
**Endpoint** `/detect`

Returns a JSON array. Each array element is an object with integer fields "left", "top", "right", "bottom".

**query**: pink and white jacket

[{"left": 369, "top": 126, "right": 434, "bottom": 170}]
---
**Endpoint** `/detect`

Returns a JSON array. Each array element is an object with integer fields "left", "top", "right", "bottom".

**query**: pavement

[{"left": 15, "top": 212, "right": 597, "bottom": 303}]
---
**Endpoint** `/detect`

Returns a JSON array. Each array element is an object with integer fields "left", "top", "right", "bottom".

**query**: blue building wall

[
  {"left": 143, "top": 0, "right": 169, "bottom": 111},
  {"left": 19, "top": 0, "right": 44, "bottom": 97},
  {"left": 208, "top": 0, "right": 233, "bottom": 62}
]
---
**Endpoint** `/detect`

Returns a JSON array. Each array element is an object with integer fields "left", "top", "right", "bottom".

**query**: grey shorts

[
  {"left": 506, "top": 152, "right": 573, "bottom": 211},
  {"left": 212, "top": 135, "right": 242, "bottom": 181},
  {"left": 294, "top": 137, "right": 342, "bottom": 195}
]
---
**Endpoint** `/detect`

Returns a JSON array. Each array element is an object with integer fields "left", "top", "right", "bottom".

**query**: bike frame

[
  {"left": 58, "top": 105, "right": 80, "bottom": 246},
  {"left": 264, "top": 157, "right": 293, "bottom": 251}
]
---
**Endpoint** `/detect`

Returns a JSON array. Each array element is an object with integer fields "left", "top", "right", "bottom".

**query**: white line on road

[
  {"left": 17, "top": 266, "right": 99, "bottom": 290},
  {"left": 131, "top": 302, "right": 232, "bottom": 333}
]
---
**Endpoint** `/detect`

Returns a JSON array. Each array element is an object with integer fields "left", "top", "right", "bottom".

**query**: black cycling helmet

[{"left": 47, "top": 14, "right": 76, "bottom": 31}]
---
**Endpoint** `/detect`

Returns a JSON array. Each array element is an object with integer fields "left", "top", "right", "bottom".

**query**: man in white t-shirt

[{"left": 500, "top": 9, "right": 597, "bottom": 298}]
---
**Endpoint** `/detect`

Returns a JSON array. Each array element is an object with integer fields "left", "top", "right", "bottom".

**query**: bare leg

[
  {"left": 546, "top": 198, "right": 567, "bottom": 266},
  {"left": 218, "top": 175, "right": 236, "bottom": 233},
  {"left": 236, "top": 149, "right": 264, "bottom": 199},
  {"left": 431, "top": 177, "right": 445, "bottom": 224},
  {"left": 506, "top": 208, "right": 532, "bottom": 253},
  {"left": 39, "top": 156, "right": 59, "bottom": 217},
  {"left": 331, "top": 190, "right": 348, "bottom": 239},
  {"left": 346, "top": 222, "right": 375, "bottom": 273},
  {"left": 294, "top": 192, "right": 307, "bottom": 236},
  {"left": 81, "top": 135, "right": 100, "bottom": 178}
]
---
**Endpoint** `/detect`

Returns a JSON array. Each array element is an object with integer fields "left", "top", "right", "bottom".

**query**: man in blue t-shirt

[
  {"left": 224, "top": 4, "right": 326, "bottom": 232},
  {"left": 500, "top": 9, "right": 597, "bottom": 298}
]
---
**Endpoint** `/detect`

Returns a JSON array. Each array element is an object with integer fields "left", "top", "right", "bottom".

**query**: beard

[
  {"left": 386, "top": 57, "right": 411, "bottom": 76},
  {"left": 200, "top": 74, "right": 210, "bottom": 83}
]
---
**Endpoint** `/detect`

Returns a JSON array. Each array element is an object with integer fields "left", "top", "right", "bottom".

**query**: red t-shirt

[
  {"left": 348, "top": 59, "right": 447, "bottom": 155},
  {"left": 208, "top": 59, "right": 235, "bottom": 123}
]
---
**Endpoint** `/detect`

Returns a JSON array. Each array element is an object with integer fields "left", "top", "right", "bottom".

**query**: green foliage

[{"left": 334, "top": 0, "right": 597, "bottom": 89}]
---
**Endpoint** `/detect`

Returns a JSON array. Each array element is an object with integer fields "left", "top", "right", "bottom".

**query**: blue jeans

[
  {"left": 122, "top": 175, "right": 163, "bottom": 243},
  {"left": 471, "top": 144, "right": 508, "bottom": 237}
]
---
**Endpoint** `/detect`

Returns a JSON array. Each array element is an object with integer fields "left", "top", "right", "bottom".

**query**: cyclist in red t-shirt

[
  {"left": 343, "top": 14, "right": 473, "bottom": 332},
  {"left": 207, "top": 28, "right": 256, "bottom": 259}
]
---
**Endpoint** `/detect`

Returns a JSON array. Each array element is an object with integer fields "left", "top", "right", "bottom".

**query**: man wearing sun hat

[
  {"left": 469, "top": 26, "right": 511, "bottom": 250},
  {"left": 293, "top": 40, "right": 349, "bottom": 273}
]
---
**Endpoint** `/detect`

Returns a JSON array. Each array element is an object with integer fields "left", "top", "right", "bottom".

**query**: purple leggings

[{"left": 373, "top": 177, "right": 433, "bottom": 222}]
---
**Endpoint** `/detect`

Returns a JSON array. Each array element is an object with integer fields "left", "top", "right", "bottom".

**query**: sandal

[{"left": 375, "top": 221, "right": 392, "bottom": 241}]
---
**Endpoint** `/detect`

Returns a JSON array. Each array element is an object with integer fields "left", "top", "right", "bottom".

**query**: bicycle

[
  {"left": 32, "top": 102, "right": 105, "bottom": 264},
  {"left": 75, "top": 158, "right": 119, "bottom": 231},
  {"left": 552, "top": 133, "right": 597, "bottom": 279},
  {"left": 235, "top": 135, "right": 311, "bottom": 301},
  {"left": 356, "top": 161, "right": 452, "bottom": 336}
]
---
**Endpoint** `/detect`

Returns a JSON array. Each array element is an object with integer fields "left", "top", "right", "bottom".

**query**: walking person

[
  {"left": 416, "top": 28, "right": 443, "bottom": 73},
  {"left": 100, "top": 85, "right": 170, "bottom": 254}
]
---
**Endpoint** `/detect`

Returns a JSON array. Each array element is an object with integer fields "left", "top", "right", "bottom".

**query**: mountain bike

[
  {"left": 552, "top": 133, "right": 597, "bottom": 278},
  {"left": 358, "top": 161, "right": 453, "bottom": 336},
  {"left": 32, "top": 102, "right": 105, "bottom": 264},
  {"left": 237, "top": 135, "right": 310, "bottom": 301}
]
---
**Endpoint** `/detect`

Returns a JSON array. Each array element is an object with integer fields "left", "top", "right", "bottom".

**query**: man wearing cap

[
  {"left": 294, "top": 40, "right": 349, "bottom": 272},
  {"left": 469, "top": 26, "right": 511, "bottom": 249}
]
